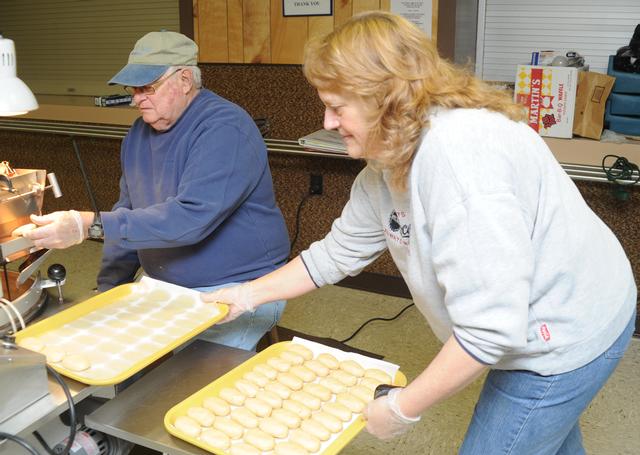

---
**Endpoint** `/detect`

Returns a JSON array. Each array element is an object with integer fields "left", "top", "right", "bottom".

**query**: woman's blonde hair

[{"left": 303, "top": 11, "right": 525, "bottom": 190}]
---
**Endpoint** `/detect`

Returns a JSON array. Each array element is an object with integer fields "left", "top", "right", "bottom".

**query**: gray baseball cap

[{"left": 108, "top": 30, "right": 198, "bottom": 86}]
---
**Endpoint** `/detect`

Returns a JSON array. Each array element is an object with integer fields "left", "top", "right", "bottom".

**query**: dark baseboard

[{"left": 336, "top": 272, "right": 412, "bottom": 299}]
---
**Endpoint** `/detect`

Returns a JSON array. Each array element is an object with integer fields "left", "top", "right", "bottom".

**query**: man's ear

[{"left": 180, "top": 68, "right": 194, "bottom": 93}]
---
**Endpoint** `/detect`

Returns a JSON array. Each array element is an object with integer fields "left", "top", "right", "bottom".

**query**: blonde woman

[{"left": 203, "top": 12, "right": 636, "bottom": 454}]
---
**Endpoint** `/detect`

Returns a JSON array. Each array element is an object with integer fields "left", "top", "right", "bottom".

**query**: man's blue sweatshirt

[{"left": 97, "top": 89, "right": 290, "bottom": 290}]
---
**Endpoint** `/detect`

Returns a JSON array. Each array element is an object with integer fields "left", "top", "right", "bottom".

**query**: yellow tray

[
  {"left": 15, "top": 282, "right": 228, "bottom": 385},
  {"left": 164, "top": 340, "right": 407, "bottom": 454}
]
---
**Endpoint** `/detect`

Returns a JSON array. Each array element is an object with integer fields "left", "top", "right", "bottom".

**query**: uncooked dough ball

[
  {"left": 339, "top": 359, "right": 365, "bottom": 377},
  {"left": 336, "top": 392, "right": 366, "bottom": 413},
  {"left": 219, "top": 387, "right": 246, "bottom": 406},
  {"left": 200, "top": 428, "right": 230, "bottom": 450},
  {"left": 300, "top": 419, "right": 330, "bottom": 441},
  {"left": 62, "top": 354, "right": 91, "bottom": 372},
  {"left": 364, "top": 368, "right": 392, "bottom": 384},
  {"left": 254, "top": 363, "right": 278, "bottom": 380},
  {"left": 174, "top": 415, "right": 201, "bottom": 438},
  {"left": 311, "top": 411, "right": 342, "bottom": 433},
  {"left": 304, "top": 360, "right": 329, "bottom": 377},
  {"left": 316, "top": 353, "right": 339, "bottom": 369},
  {"left": 244, "top": 397, "right": 272, "bottom": 418},
  {"left": 289, "top": 429, "right": 321, "bottom": 453},
  {"left": 243, "top": 428, "right": 275, "bottom": 452},
  {"left": 243, "top": 371, "right": 269, "bottom": 388},
  {"left": 268, "top": 357, "right": 292, "bottom": 372},
  {"left": 282, "top": 399, "right": 312, "bottom": 420},
  {"left": 19, "top": 337, "right": 44, "bottom": 352},
  {"left": 271, "top": 408, "right": 301, "bottom": 429},
  {"left": 265, "top": 381, "right": 291, "bottom": 400},
  {"left": 302, "top": 383, "right": 332, "bottom": 402},
  {"left": 43, "top": 345, "right": 66, "bottom": 363},
  {"left": 203, "top": 396, "right": 230, "bottom": 416},
  {"left": 290, "top": 365, "right": 316, "bottom": 383},
  {"left": 187, "top": 406, "right": 215, "bottom": 427},
  {"left": 259, "top": 416, "right": 289, "bottom": 439},
  {"left": 322, "top": 402, "right": 352, "bottom": 422},
  {"left": 359, "top": 377, "right": 382, "bottom": 392},
  {"left": 275, "top": 441, "right": 309, "bottom": 455},
  {"left": 235, "top": 379, "right": 259, "bottom": 398},
  {"left": 329, "top": 369, "right": 357, "bottom": 387},
  {"left": 277, "top": 372, "right": 303, "bottom": 391},
  {"left": 280, "top": 350, "right": 305, "bottom": 366},
  {"left": 319, "top": 377, "right": 347, "bottom": 394},
  {"left": 290, "top": 391, "right": 321, "bottom": 411},
  {"left": 256, "top": 390, "right": 283, "bottom": 409},
  {"left": 213, "top": 418, "right": 244, "bottom": 440},
  {"left": 231, "top": 407, "right": 259, "bottom": 429},
  {"left": 286, "top": 343, "right": 313, "bottom": 360},
  {"left": 350, "top": 384, "right": 374, "bottom": 403}
]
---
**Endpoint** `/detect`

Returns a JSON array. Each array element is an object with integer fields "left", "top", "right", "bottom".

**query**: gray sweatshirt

[{"left": 301, "top": 108, "right": 636, "bottom": 375}]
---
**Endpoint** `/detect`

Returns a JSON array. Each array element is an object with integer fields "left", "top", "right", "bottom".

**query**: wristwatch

[{"left": 88, "top": 212, "right": 104, "bottom": 240}]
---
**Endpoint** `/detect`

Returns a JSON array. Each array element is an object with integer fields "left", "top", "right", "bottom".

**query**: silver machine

[{"left": 0, "top": 165, "right": 65, "bottom": 336}]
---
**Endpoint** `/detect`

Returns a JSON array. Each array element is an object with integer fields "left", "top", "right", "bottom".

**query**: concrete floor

[{"left": 32, "top": 242, "right": 640, "bottom": 454}]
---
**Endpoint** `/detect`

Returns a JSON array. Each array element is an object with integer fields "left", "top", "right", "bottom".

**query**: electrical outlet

[{"left": 309, "top": 174, "right": 323, "bottom": 195}]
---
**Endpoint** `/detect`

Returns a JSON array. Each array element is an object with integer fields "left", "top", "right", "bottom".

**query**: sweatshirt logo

[
  {"left": 384, "top": 209, "right": 411, "bottom": 247},
  {"left": 540, "top": 323, "right": 551, "bottom": 342}
]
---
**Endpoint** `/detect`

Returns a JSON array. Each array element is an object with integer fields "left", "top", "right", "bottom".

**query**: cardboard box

[{"left": 514, "top": 65, "right": 578, "bottom": 138}]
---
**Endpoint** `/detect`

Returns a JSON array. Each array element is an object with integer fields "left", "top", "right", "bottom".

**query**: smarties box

[{"left": 514, "top": 65, "right": 578, "bottom": 138}]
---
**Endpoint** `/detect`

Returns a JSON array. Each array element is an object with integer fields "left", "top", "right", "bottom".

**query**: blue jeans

[
  {"left": 460, "top": 310, "right": 636, "bottom": 455},
  {"left": 193, "top": 282, "right": 286, "bottom": 351}
]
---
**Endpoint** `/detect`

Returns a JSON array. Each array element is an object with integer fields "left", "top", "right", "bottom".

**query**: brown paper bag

[{"left": 572, "top": 71, "right": 616, "bottom": 139}]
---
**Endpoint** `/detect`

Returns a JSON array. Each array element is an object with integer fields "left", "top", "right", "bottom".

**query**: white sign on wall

[
  {"left": 283, "top": 0, "right": 332, "bottom": 17},
  {"left": 391, "top": 0, "right": 433, "bottom": 38}
]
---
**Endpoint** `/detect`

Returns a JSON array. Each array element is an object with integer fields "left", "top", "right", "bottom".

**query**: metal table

[{"left": 85, "top": 340, "right": 254, "bottom": 455}]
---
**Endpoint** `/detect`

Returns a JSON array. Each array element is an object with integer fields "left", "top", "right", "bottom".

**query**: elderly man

[{"left": 24, "top": 31, "right": 290, "bottom": 350}]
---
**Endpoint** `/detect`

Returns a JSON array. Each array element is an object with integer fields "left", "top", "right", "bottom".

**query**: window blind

[
  {"left": 476, "top": 0, "right": 640, "bottom": 82},
  {"left": 0, "top": 0, "right": 180, "bottom": 96}
]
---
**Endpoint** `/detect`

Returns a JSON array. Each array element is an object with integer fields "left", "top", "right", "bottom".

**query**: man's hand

[
  {"left": 22, "top": 210, "right": 88, "bottom": 249},
  {"left": 200, "top": 282, "right": 257, "bottom": 323},
  {"left": 364, "top": 387, "right": 421, "bottom": 440}
]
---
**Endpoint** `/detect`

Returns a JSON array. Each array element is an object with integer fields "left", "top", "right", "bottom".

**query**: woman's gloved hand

[
  {"left": 200, "top": 282, "right": 257, "bottom": 323},
  {"left": 363, "top": 387, "right": 421, "bottom": 440},
  {"left": 22, "top": 210, "right": 86, "bottom": 249}
]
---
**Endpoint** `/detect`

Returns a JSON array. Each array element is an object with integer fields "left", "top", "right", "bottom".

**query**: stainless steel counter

[{"left": 85, "top": 340, "right": 254, "bottom": 455}]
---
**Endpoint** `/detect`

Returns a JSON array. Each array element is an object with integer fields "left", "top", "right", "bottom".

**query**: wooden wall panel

[
  {"left": 353, "top": 0, "right": 380, "bottom": 15},
  {"left": 335, "top": 0, "right": 353, "bottom": 27},
  {"left": 197, "top": 0, "right": 229, "bottom": 62},
  {"left": 227, "top": 0, "right": 244, "bottom": 63},
  {"left": 270, "top": 1, "right": 308, "bottom": 64},
  {"left": 243, "top": 0, "right": 271, "bottom": 63},
  {"left": 194, "top": 0, "right": 438, "bottom": 64},
  {"left": 308, "top": 15, "right": 334, "bottom": 42}
]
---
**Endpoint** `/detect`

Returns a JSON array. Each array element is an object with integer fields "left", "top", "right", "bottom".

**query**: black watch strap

[{"left": 88, "top": 213, "right": 104, "bottom": 240}]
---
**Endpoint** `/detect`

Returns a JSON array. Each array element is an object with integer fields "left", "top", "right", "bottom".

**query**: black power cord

[
  {"left": 339, "top": 303, "right": 415, "bottom": 344},
  {"left": 602, "top": 154, "right": 640, "bottom": 201},
  {"left": 0, "top": 432, "right": 41, "bottom": 455},
  {"left": 32, "top": 365, "right": 77, "bottom": 455},
  {"left": 289, "top": 193, "right": 312, "bottom": 255}
]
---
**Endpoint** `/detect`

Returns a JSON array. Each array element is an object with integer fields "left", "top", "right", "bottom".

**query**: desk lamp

[{"left": 0, "top": 35, "right": 38, "bottom": 116}]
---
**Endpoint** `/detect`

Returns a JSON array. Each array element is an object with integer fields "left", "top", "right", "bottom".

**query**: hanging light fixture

[{"left": 0, "top": 35, "right": 38, "bottom": 116}]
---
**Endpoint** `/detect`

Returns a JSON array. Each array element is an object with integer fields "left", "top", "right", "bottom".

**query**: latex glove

[
  {"left": 200, "top": 282, "right": 256, "bottom": 323},
  {"left": 22, "top": 210, "right": 86, "bottom": 249},
  {"left": 364, "top": 387, "right": 421, "bottom": 440}
]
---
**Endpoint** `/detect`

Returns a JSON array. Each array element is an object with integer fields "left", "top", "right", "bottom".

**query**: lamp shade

[{"left": 0, "top": 35, "right": 38, "bottom": 116}]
